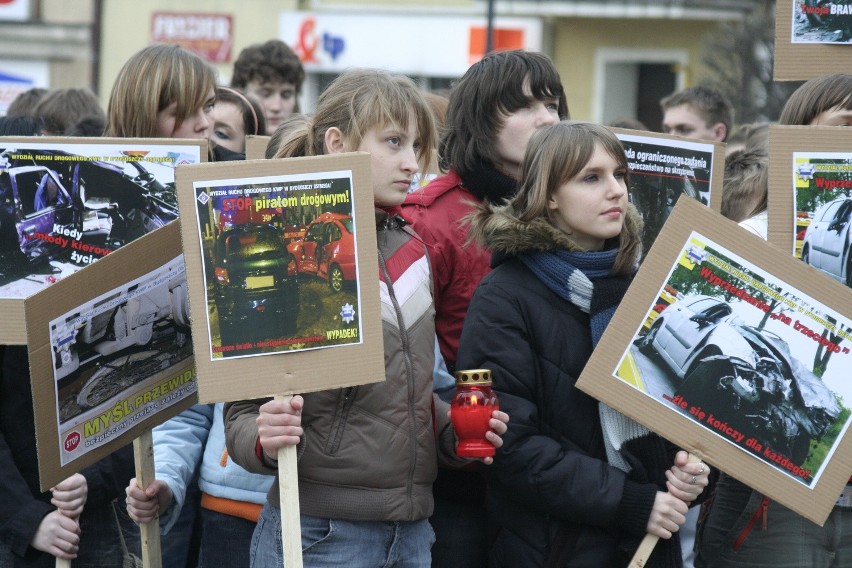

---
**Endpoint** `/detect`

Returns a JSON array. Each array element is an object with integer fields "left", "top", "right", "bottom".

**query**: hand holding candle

[{"left": 450, "top": 369, "right": 502, "bottom": 458}]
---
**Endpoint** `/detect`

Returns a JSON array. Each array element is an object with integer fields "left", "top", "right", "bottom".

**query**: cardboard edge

[
  {"left": 767, "top": 125, "right": 852, "bottom": 254},
  {"left": 245, "top": 135, "right": 273, "bottom": 160},
  {"left": 0, "top": 299, "right": 26, "bottom": 344}
]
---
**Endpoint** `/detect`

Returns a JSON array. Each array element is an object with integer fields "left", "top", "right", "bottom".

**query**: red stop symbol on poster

[{"left": 64, "top": 431, "right": 81, "bottom": 452}]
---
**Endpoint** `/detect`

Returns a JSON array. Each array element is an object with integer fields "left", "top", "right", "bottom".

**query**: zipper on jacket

[
  {"left": 326, "top": 386, "right": 358, "bottom": 455},
  {"left": 377, "top": 243, "right": 418, "bottom": 519}
]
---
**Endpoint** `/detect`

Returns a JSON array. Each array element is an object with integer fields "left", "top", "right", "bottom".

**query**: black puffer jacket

[{"left": 456, "top": 204, "right": 682, "bottom": 568}]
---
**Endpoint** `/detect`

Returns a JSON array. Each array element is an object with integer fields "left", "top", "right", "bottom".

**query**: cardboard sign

[
  {"left": 176, "top": 153, "right": 384, "bottom": 402},
  {"left": 609, "top": 128, "right": 724, "bottom": 260},
  {"left": 245, "top": 135, "right": 272, "bottom": 160},
  {"left": 0, "top": 137, "right": 206, "bottom": 344},
  {"left": 25, "top": 222, "right": 197, "bottom": 491},
  {"left": 774, "top": 0, "right": 852, "bottom": 80},
  {"left": 767, "top": 125, "right": 852, "bottom": 287},
  {"left": 577, "top": 196, "right": 852, "bottom": 525}
]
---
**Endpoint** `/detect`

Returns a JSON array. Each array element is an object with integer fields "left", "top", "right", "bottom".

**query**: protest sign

[
  {"left": 609, "top": 128, "right": 723, "bottom": 260},
  {"left": 0, "top": 137, "right": 205, "bottom": 343},
  {"left": 768, "top": 125, "right": 852, "bottom": 293},
  {"left": 175, "top": 152, "right": 384, "bottom": 401},
  {"left": 25, "top": 222, "right": 197, "bottom": 491},
  {"left": 578, "top": 196, "right": 852, "bottom": 525},
  {"left": 775, "top": 0, "right": 852, "bottom": 80}
]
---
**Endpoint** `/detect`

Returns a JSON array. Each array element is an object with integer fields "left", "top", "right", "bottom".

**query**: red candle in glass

[{"left": 450, "top": 369, "right": 499, "bottom": 458}]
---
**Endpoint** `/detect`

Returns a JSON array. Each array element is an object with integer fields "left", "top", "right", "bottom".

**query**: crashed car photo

[
  {"left": 287, "top": 212, "right": 356, "bottom": 292},
  {"left": 0, "top": 143, "right": 201, "bottom": 298},
  {"left": 213, "top": 223, "right": 299, "bottom": 346},
  {"left": 801, "top": 196, "right": 852, "bottom": 287},
  {"left": 0, "top": 165, "right": 77, "bottom": 264},
  {"left": 636, "top": 294, "right": 841, "bottom": 464},
  {"left": 51, "top": 259, "right": 192, "bottom": 422}
]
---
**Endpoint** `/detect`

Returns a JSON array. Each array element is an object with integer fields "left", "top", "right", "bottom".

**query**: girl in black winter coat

[{"left": 456, "top": 121, "right": 711, "bottom": 568}]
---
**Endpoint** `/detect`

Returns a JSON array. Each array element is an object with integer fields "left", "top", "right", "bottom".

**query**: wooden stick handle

[
  {"left": 276, "top": 394, "right": 303, "bottom": 568},
  {"left": 134, "top": 430, "right": 162, "bottom": 568},
  {"left": 628, "top": 533, "right": 659, "bottom": 568},
  {"left": 55, "top": 559, "right": 71, "bottom": 567},
  {"left": 627, "top": 453, "right": 701, "bottom": 568}
]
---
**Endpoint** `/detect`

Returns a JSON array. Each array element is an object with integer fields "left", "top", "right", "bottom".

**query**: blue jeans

[
  {"left": 199, "top": 508, "right": 257, "bottom": 567},
  {"left": 697, "top": 474, "right": 852, "bottom": 567},
  {"left": 250, "top": 502, "right": 434, "bottom": 568}
]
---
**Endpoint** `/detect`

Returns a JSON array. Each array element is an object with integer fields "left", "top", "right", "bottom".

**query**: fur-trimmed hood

[{"left": 466, "top": 199, "right": 643, "bottom": 258}]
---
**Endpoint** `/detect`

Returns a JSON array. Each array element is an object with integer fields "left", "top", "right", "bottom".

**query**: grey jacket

[{"left": 225, "top": 209, "right": 462, "bottom": 521}]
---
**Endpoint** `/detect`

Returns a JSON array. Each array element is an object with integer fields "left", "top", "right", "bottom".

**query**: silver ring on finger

[{"left": 690, "top": 475, "right": 697, "bottom": 485}]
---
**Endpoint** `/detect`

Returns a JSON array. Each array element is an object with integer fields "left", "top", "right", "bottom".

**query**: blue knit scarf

[{"left": 519, "top": 248, "right": 619, "bottom": 347}]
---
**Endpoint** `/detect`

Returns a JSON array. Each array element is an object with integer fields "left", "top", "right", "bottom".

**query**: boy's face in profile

[
  {"left": 493, "top": 83, "right": 561, "bottom": 180},
  {"left": 245, "top": 79, "right": 297, "bottom": 131},
  {"left": 662, "top": 104, "right": 725, "bottom": 142}
]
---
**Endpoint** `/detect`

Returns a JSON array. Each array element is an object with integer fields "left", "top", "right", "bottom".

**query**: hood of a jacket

[
  {"left": 403, "top": 170, "right": 466, "bottom": 208},
  {"left": 467, "top": 200, "right": 643, "bottom": 261}
]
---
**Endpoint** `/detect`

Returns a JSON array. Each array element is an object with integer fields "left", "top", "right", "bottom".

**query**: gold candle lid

[{"left": 454, "top": 369, "right": 492, "bottom": 386}]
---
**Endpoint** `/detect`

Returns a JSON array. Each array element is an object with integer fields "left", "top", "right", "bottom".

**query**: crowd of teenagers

[{"left": 1, "top": 37, "right": 852, "bottom": 568}]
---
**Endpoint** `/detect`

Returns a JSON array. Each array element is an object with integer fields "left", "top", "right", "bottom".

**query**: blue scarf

[{"left": 519, "top": 248, "right": 620, "bottom": 347}]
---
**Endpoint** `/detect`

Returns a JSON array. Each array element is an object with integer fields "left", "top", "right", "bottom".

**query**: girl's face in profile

[
  {"left": 211, "top": 101, "right": 246, "bottom": 153},
  {"left": 547, "top": 142, "right": 628, "bottom": 251},
  {"left": 155, "top": 88, "right": 215, "bottom": 139},
  {"left": 326, "top": 120, "right": 421, "bottom": 208},
  {"left": 357, "top": 122, "right": 421, "bottom": 208}
]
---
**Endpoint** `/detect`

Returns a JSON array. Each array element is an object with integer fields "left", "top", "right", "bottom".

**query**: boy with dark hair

[
  {"left": 230, "top": 40, "right": 305, "bottom": 131},
  {"left": 401, "top": 49, "right": 567, "bottom": 568},
  {"left": 661, "top": 85, "right": 733, "bottom": 142},
  {"left": 404, "top": 49, "right": 567, "bottom": 373}
]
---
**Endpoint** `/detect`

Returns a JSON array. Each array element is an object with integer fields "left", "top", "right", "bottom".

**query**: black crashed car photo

[
  {"left": 213, "top": 224, "right": 299, "bottom": 345},
  {"left": 636, "top": 294, "right": 841, "bottom": 464},
  {"left": 0, "top": 150, "right": 180, "bottom": 284}
]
